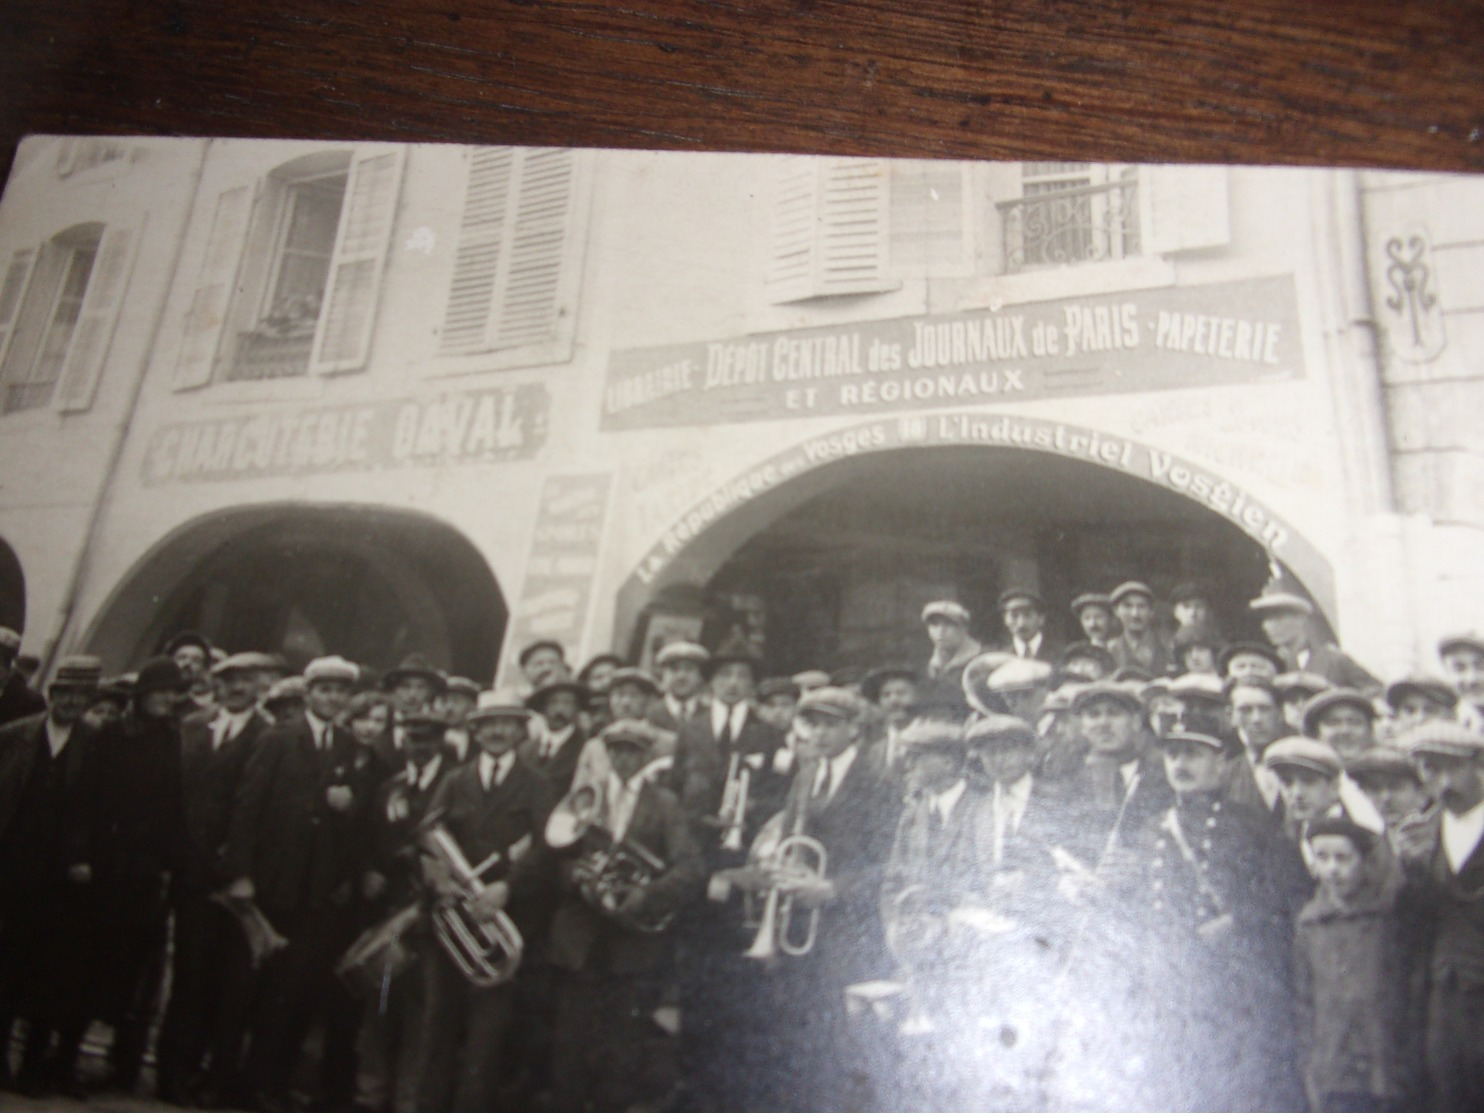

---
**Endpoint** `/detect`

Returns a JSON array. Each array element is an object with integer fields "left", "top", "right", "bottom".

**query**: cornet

[
  {"left": 741, "top": 828, "right": 828, "bottom": 960},
  {"left": 717, "top": 752, "right": 751, "bottom": 852}
]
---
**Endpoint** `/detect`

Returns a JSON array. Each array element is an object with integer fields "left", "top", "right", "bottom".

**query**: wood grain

[{"left": 3, "top": 0, "right": 1482, "bottom": 185}]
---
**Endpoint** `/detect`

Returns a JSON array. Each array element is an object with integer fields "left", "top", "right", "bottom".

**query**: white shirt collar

[
  {"left": 931, "top": 778, "right": 968, "bottom": 822},
  {"left": 813, "top": 744, "right": 859, "bottom": 804},
  {"left": 996, "top": 771, "right": 1034, "bottom": 820},
  {"left": 406, "top": 753, "right": 443, "bottom": 792},
  {"left": 666, "top": 694, "right": 697, "bottom": 722},
  {"left": 711, "top": 699, "right": 749, "bottom": 742},
  {"left": 1441, "top": 797, "right": 1484, "bottom": 874},
  {"left": 478, "top": 749, "right": 516, "bottom": 791},
  {"left": 45, "top": 718, "right": 72, "bottom": 757},
  {"left": 604, "top": 769, "right": 647, "bottom": 842},
  {"left": 544, "top": 723, "right": 575, "bottom": 757},
  {"left": 305, "top": 710, "right": 333, "bottom": 748},
  {"left": 1120, "top": 757, "right": 1141, "bottom": 793},
  {"left": 1014, "top": 633, "right": 1043, "bottom": 658}
]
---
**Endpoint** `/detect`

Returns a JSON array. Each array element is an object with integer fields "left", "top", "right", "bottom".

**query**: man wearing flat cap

[
  {"left": 1438, "top": 632, "right": 1484, "bottom": 730},
  {"left": 0, "top": 625, "right": 45, "bottom": 728},
  {"left": 994, "top": 589, "right": 1062, "bottom": 664},
  {"left": 1066, "top": 680, "right": 1171, "bottom": 854},
  {"left": 1069, "top": 592, "right": 1118, "bottom": 649},
  {"left": 1250, "top": 587, "right": 1380, "bottom": 694},
  {"left": 649, "top": 641, "right": 710, "bottom": 733},
  {"left": 224, "top": 654, "right": 365, "bottom": 1110},
  {"left": 1395, "top": 721, "right": 1484, "bottom": 1108},
  {"left": 517, "top": 638, "right": 571, "bottom": 692},
  {"left": 0, "top": 654, "right": 102, "bottom": 1094},
  {"left": 1106, "top": 582, "right": 1175, "bottom": 677},
  {"left": 920, "top": 600, "right": 983, "bottom": 704}
]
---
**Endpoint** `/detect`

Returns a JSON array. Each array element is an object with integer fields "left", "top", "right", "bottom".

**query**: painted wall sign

[
  {"left": 500, "top": 472, "right": 613, "bottom": 684},
  {"left": 141, "top": 384, "right": 548, "bottom": 485},
  {"left": 624, "top": 412, "right": 1335, "bottom": 621},
  {"left": 601, "top": 275, "right": 1303, "bottom": 430}
]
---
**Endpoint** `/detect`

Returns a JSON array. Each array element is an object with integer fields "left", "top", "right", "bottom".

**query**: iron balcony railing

[{"left": 997, "top": 176, "right": 1140, "bottom": 274}]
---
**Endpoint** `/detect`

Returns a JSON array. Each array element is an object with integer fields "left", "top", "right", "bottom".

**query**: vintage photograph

[{"left": 0, "top": 135, "right": 1481, "bottom": 1111}]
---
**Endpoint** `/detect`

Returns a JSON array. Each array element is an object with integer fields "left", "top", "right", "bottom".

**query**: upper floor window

[
  {"left": 0, "top": 221, "right": 139, "bottom": 414},
  {"left": 437, "top": 146, "right": 584, "bottom": 369},
  {"left": 765, "top": 157, "right": 1229, "bottom": 304},
  {"left": 172, "top": 146, "right": 405, "bottom": 391}
]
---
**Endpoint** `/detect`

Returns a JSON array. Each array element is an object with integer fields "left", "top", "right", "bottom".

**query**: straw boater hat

[
  {"left": 654, "top": 641, "right": 710, "bottom": 670},
  {"left": 303, "top": 656, "right": 359, "bottom": 685},
  {"left": 50, "top": 654, "right": 103, "bottom": 691},
  {"left": 468, "top": 688, "right": 534, "bottom": 725}
]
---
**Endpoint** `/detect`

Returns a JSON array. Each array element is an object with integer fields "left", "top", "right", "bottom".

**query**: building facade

[{"left": 0, "top": 135, "right": 1478, "bottom": 683}]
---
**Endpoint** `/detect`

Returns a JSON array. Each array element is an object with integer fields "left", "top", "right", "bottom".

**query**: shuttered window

[
  {"left": 439, "top": 146, "right": 582, "bottom": 365},
  {"left": 172, "top": 145, "right": 404, "bottom": 389},
  {"left": 0, "top": 222, "right": 137, "bottom": 415},
  {"left": 766, "top": 157, "right": 971, "bottom": 303}
]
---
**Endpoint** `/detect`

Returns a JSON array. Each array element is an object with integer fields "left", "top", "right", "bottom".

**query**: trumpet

[
  {"left": 545, "top": 783, "right": 674, "bottom": 934},
  {"left": 419, "top": 818, "right": 523, "bottom": 987},
  {"left": 717, "top": 752, "right": 751, "bottom": 852},
  {"left": 210, "top": 891, "right": 288, "bottom": 969}
]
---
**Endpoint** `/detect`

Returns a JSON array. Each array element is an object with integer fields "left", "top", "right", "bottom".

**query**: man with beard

[
  {"left": 0, "top": 655, "right": 101, "bottom": 1094},
  {"left": 73, "top": 657, "right": 187, "bottom": 1096},
  {"left": 1051, "top": 728, "right": 1310, "bottom": 1110}
]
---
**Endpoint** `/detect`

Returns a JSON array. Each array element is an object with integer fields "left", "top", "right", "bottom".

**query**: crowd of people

[{"left": 1, "top": 575, "right": 1483, "bottom": 1111}]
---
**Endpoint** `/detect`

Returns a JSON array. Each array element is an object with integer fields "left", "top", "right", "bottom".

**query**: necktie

[
  {"left": 927, "top": 801, "right": 944, "bottom": 846},
  {"left": 212, "top": 718, "right": 228, "bottom": 750},
  {"left": 716, "top": 706, "right": 734, "bottom": 751}
]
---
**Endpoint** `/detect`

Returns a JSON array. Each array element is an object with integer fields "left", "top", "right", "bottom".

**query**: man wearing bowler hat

[
  {"left": 521, "top": 678, "right": 591, "bottom": 794},
  {"left": 0, "top": 655, "right": 102, "bottom": 1094}
]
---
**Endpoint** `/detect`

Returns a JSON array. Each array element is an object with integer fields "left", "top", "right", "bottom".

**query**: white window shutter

[
  {"left": 441, "top": 147, "right": 515, "bottom": 353},
  {"left": 173, "top": 183, "right": 257, "bottom": 391},
  {"left": 0, "top": 247, "right": 38, "bottom": 372},
  {"left": 1141, "top": 164, "right": 1230, "bottom": 255},
  {"left": 490, "top": 147, "right": 575, "bottom": 350},
  {"left": 55, "top": 222, "right": 142, "bottom": 413},
  {"left": 766, "top": 157, "right": 823, "bottom": 303},
  {"left": 767, "top": 158, "right": 894, "bottom": 303},
  {"left": 310, "top": 145, "right": 406, "bottom": 375}
]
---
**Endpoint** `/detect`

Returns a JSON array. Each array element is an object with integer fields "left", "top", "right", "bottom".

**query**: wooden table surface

[{"left": 3, "top": 0, "right": 1482, "bottom": 183}]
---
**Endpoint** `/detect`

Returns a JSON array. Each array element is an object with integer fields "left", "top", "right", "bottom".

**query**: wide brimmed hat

[
  {"left": 381, "top": 653, "right": 447, "bottom": 693},
  {"left": 134, "top": 655, "right": 187, "bottom": 696},
  {"left": 50, "top": 654, "right": 103, "bottom": 691},
  {"left": 469, "top": 688, "right": 534, "bottom": 724},
  {"left": 526, "top": 679, "right": 592, "bottom": 711}
]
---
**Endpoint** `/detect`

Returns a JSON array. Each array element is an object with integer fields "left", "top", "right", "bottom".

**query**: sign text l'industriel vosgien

[{"left": 601, "top": 275, "right": 1303, "bottom": 430}]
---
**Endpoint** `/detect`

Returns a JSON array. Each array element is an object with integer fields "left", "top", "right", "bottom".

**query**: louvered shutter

[
  {"left": 55, "top": 222, "right": 142, "bottom": 412},
  {"left": 0, "top": 247, "right": 37, "bottom": 372},
  {"left": 440, "top": 147, "right": 577, "bottom": 357},
  {"left": 1142, "top": 165, "right": 1230, "bottom": 255},
  {"left": 310, "top": 145, "right": 405, "bottom": 375},
  {"left": 492, "top": 148, "right": 575, "bottom": 350},
  {"left": 767, "top": 158, "right": 895, "bottom": 303},
  {"left": 173, "top": 183, "right": 257, "bottom": 391}
]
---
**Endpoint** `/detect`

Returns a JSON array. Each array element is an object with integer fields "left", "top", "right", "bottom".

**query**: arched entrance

[
  {"left": 83, "top": 505, "right": 506, "bottom": 678},
  {"left": 0, "top": 537, "right": 24, "bottom": 633},
  {"left": 617, "top": 418, "right": 1335, "bottom": 673}
]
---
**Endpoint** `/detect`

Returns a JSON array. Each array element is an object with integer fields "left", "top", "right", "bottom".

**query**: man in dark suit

[
  {"left": 222, "top": 654, "right": 365, "bottom": 1109},
  {"left": 416, "top": 688, "right": 557, "bottom": 1110},
  {"left": 0, "top": 626, "right": 46, "bottom": 729},
  {"left": 1066, "top": 680, "right": 1173, "bottom": 858},
  {"left": 994, "top": 588, "right": 1064, "bottom": 664},
  {"left": 647, "top": 640, "right": 710, "bottom": 733},
  {"left": 548, "top": 720, "right": 703, "bottom": 1111},
  {"left": 352, "top": 708, "right": 452, "bottom": 1112},
  {"left": 0, "top": 655, "right": 101, "bottom": 1094},
  {"left": 1251, "top": 588, "right": 1381, "bottom": 694},
  {"left": 668, "top": 638, "right": 788, "bottom": 1110},
  {"left": 757, "top": 686, "right": 900, "bottom": 1110},
  {"left": 157, "top": 652, "right": 273, "bottom": 1104},
  {"left": 1397, "top": 720, "right": 1484, "bottom": 1110},
  {"left": 520, "top": 679, "right": 590, "bottom": 795}
]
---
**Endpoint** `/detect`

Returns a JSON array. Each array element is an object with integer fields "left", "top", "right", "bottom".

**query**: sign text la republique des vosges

[{"left": 601, "top": 275, "right": 1303, "bottom": 430}]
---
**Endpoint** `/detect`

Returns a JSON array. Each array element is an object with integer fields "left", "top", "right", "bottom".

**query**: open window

[
  {"left": 0, "top": 220, "right": 139, "bottom": 415},
  {"left": 172, "top": 145, "right": 405, "bottom": 390}
]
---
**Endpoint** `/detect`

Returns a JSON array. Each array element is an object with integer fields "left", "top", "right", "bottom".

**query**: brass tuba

[
  {"left": 545, "top": 782, "right": 673, "bottom": 933},
  {"left": 418, "top": 819, "right": 523, "bottom": 987}
]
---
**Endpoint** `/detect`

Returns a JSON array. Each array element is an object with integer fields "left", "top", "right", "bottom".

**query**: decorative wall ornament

[{"left": 1378, "top": 223, "right": 1446, "bottom": 363}]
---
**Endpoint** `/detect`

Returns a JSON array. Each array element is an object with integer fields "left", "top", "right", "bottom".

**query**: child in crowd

[{"left": 1292, "top": 816, "right": 1426, "bottom": 1112}]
